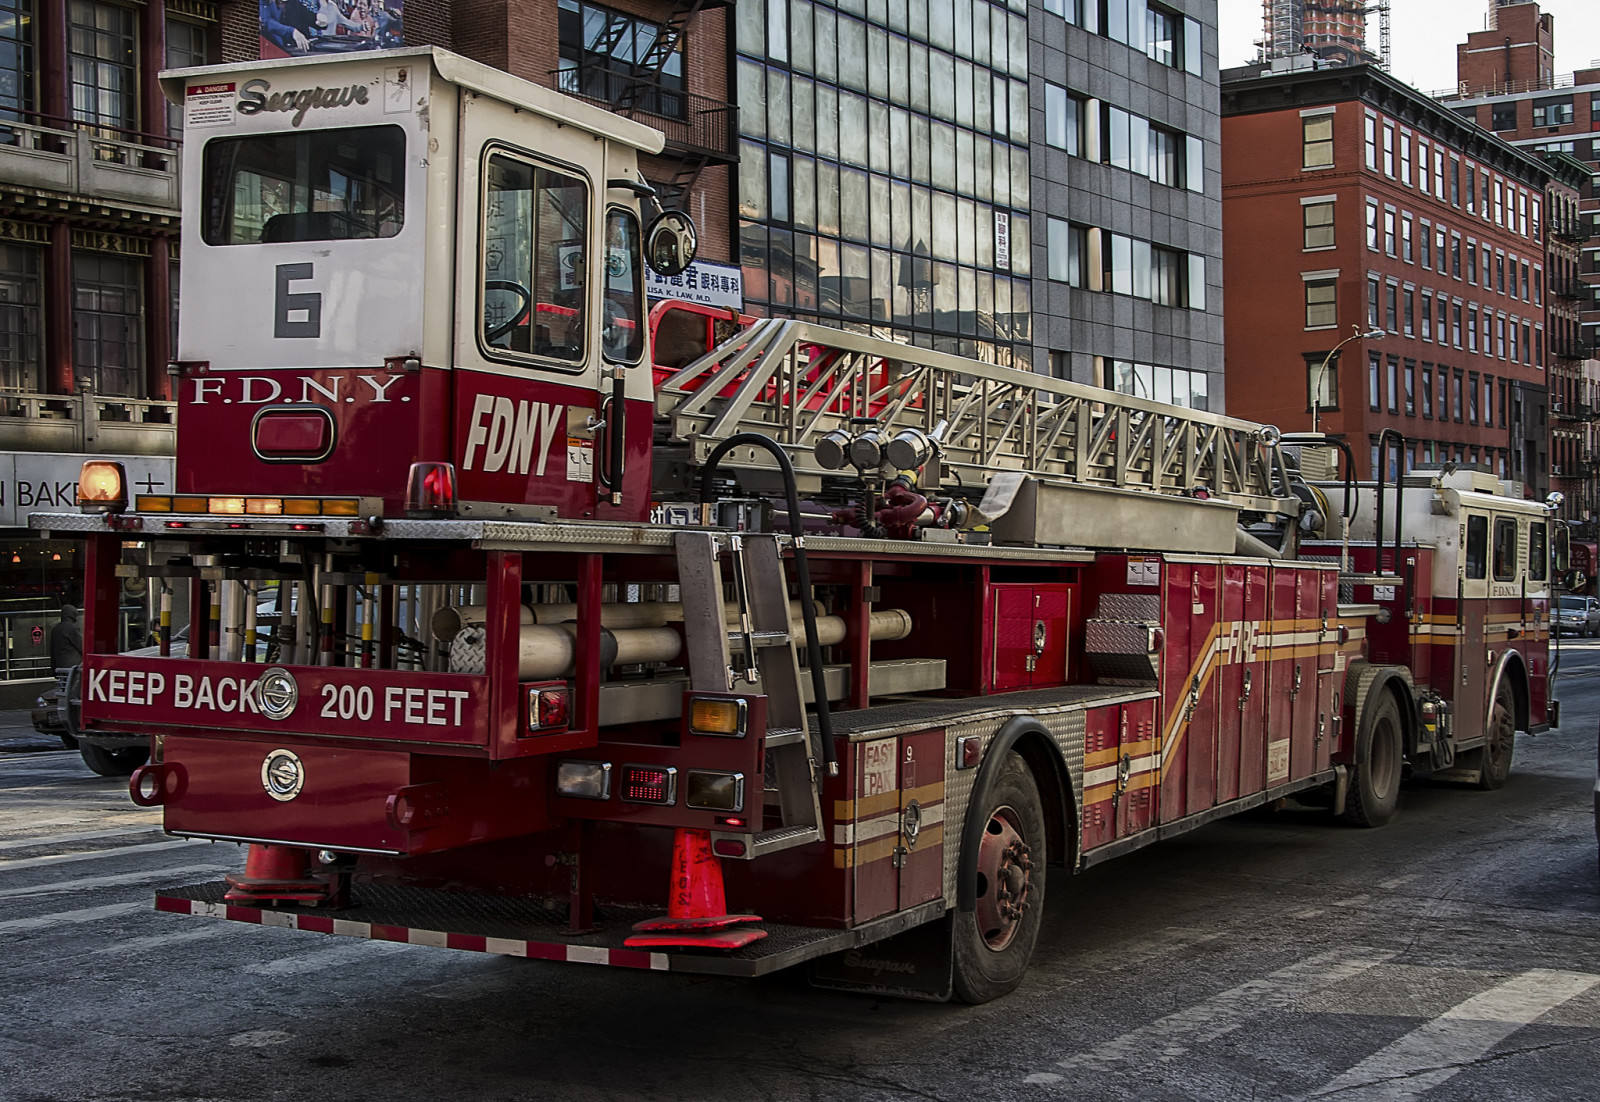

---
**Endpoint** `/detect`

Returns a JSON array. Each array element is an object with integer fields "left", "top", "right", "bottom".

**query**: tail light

[
  {"left": 525, "top": 682, "right": 569, "bottom": 733},
  {"left": 78, "top": 461, "right": 127, "bottom": 512},
  {"left": 406, "top": 462, "right": 457, "bottom": 517},
  {"left": 620, "top": 764, "right": 677, "bottom": 805}
]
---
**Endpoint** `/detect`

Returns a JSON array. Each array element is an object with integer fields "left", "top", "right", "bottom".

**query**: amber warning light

[{"left": 78, "top": 461, "right": 127, "bottom": 512}]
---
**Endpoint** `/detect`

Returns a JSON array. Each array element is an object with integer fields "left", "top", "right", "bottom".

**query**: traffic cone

[
  {"left": 625, "top": 828, "right": 766, "bottom": 949},
  {"left": 224, "top": 844, "right": 330, "bottom": 903}
]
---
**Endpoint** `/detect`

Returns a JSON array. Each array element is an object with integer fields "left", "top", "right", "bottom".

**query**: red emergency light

[{"left": 405, "top": 462, "right": 457, "bottom": 517}]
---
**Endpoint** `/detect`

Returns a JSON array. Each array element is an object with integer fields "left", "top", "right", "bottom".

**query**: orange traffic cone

[
  {"left": 224, "top": 844, "right": 331, "bottom": 903},
  {"left": 624, "top": 828, "right": 767, "bottom": 950}
]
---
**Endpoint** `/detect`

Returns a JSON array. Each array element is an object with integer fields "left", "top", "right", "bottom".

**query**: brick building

[{"left": 1222, "top": 61, "right": 1554, "bottom": 488}]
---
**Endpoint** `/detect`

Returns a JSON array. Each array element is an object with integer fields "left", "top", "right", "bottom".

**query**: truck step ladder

[
  {"left": 657, "top": 318, "right": 1298, "bottom": 518},
  {"left": 674, "top": 530, "right": 824, "bottom": 859}
]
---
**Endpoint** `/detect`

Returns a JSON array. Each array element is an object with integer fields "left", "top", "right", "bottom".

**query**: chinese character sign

[{"left": 645, "top": 260, "right": 743, "bottom": 311}]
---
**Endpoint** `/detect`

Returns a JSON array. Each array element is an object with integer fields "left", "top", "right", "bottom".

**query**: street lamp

[{"left": 1311, "top": 325, "right": 1387, "bottom": 435}]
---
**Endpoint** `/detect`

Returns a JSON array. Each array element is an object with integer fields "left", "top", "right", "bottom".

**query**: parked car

[
  {"left": 31, "top": 672, "right": 75, "bottom": 750},
  {"left": 1554, "top": 595, "right": 1600, "bottom": 637}
]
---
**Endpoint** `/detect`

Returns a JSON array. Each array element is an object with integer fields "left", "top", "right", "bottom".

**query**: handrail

[{"left": 1375, "top": 428, "right": 1407, "bottom": 576}]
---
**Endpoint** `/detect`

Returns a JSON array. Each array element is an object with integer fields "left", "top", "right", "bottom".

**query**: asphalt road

[{"left": 1, "top": 649, "right": 1597, "bottom": 1102}]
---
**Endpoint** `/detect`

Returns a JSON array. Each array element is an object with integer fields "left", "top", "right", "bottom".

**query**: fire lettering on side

[{"left": 460, "top": 395, "right": 563, "bottom": 476}]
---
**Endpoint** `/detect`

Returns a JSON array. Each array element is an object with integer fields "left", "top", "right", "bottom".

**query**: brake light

[
  {"left": 524, "top": 682, "right": 569, "bottom": 732},
  {"left": 620, "top": 765, "right": 677, "bottom": 805},
  {"left": 406, "top": 462, "right": 457, "bottom": 516},
  {"left": 78, "top": 461, "right": 126, "bottom": 512}
]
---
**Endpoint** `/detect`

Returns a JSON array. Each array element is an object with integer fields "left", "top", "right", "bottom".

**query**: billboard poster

[{"left": 260, "top": 0, "right": 405, "bottom": 60}]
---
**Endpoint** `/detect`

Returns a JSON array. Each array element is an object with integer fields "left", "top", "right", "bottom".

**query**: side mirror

[
  {"left": 644, "top": 210, "right": 698, "bottom": 277},
  {"left": 1553, "top": 525, "right": 1571, "bottom": 574}
]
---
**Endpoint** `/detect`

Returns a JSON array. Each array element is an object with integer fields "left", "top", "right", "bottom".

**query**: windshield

[
  {"left": 202, "top": 125, "right": 406, "bottom": 245},
  {"left": 1559, "top": 597, "right": 1587, "bottom": 610}
]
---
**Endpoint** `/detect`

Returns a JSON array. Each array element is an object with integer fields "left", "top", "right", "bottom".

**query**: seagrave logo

[
  {"left": 261, "top": 749, "right": 305, "bottom": 802},
  {"left": 257, "top": 667, "right": 298, "bottom": 721}
]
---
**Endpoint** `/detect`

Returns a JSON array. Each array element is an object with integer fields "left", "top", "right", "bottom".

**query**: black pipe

[
  {"left": 698, "top": 433, "right": 839, "bottom": 777},
  {"left": 1278, "top": 433, "right": 1361, "bottom": 529},
  {"left": 1376, "top": 428, "right": 1408, "bottom": 576}
]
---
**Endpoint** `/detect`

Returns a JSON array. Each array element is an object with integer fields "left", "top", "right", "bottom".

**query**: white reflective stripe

[
  {"left": 484, "top": 937, "right": 527, "bottom": 957},
  {"left": 259, "top": 909, "right": 295, "bottom": 929},
  {"left": 832, "top": 823, "right": 853, "bottom": 845},
  {"left": 193, "top": 899, "right": 227, "bottom": 918},
  {"left": 850, "top": 814, "right": 902, "bottom": 844},
  {"left": 918, "top": 801, "right": 945, "bottom": 826},
  {"left": 408, "top": 928, "right": 449, "bottom": 948},
  {"left": 650, "top": 952, "right": 669, "bottom": 971},
  {"left": 331, "top": 918, "right": 372, "bottom": 938},
  {"left": 1084, "top": 766, "right": 1118, "bottom": 787},
  {"left": 567, "top": 945, "right": 608, "bottom": 964}
]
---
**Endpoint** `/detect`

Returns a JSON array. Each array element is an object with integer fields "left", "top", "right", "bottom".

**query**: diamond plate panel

[{"left": 1095, "top": 593, "right": 1161, "bottom": 621}]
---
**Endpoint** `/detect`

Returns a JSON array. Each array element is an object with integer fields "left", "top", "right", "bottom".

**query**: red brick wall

[{"left": 1456, "top": 2, "right": 1553, "bottom": 95}]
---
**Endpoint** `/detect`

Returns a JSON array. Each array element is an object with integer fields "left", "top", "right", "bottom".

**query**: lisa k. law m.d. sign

[
  {"left": 0, "top": 453, "right": 176, "bottom": 528},
  {"left": 645, "top": 259, "right": 743, "bottom": 310}
]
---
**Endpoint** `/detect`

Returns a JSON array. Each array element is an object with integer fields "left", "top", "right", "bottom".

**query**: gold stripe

[{"left": 832, "top": 823, "right": 945, "bottom": 868}]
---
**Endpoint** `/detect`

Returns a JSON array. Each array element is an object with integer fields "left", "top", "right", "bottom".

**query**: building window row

[
  {"left": 1105, "top": 358, "right": 1209, "bottom": 410},
  {"left": 1365, "top": 273, "right": 1541, "bottom": 367},
  {"left": 1047, "top": 218, "right": 1205, "bottom": 309},
  {"left": 1362, "top": 109, "right": 1542, "bottom": 242},
  {"left": 1043, "top": 84, "right": 1202, "bottom": 192},
  {"left": 1364, "top": 197, "right": 1542, "bottom": 305},
  {"left": 1368, "top": 355, "right": 1507, "bottom": 435},
  {"left": 1043, "top": 0, "right": 1203, "bottom": 75}
]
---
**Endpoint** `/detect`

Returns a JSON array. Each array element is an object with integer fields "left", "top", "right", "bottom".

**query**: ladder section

[
  {"left": 674, "top": 531, "right": 823, "bottom": 859},
  {"left": 657, "top": 319, "right": 1298, "bottom": 517}
]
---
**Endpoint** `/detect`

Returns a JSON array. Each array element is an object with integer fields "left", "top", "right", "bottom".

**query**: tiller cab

[{"left": 36, "top": 49, "right": 1556, "bottom": 1003}]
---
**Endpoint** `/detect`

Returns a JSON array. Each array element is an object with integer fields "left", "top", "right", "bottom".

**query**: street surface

[{"left": 2, "top": 647, "right": 1597, "bottom": 1102}]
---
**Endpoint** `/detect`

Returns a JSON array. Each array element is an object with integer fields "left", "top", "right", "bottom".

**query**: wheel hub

[{"left": 974, "top": 807, "right": 1033, "bottom": 951}]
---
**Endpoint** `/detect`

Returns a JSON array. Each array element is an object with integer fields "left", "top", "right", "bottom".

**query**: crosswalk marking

[
  {"left": 1023, "top": 948, "right": 1397, "bottom": 1083},
  {"left": 1302, "top": 969, "right": 1600, "bottom": 1101},
  {"left": 0, "top": 837, "right": 206, "bottom": 872},
  {"left": 0, "top": 825, "right": 165, "bottom": 853},
  {"left": 0, "top": 901, "right": 143, "bottom": 934},
  {"left": 0, "top": 863, "right": 230, "bottom": 899},
  {"left": 244, "top": 939, "right": 415, "bottom": 976}
]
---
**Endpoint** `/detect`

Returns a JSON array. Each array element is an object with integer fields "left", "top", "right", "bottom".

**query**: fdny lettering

[
  {"left": 460, "top": 394, "right": 563, "bottom": 476},
  {"left": 236, "top": 78, "right": 370, "bottom": 127},
  {"left": 190, "top": 374, "right": 404, "bottom": 405}
]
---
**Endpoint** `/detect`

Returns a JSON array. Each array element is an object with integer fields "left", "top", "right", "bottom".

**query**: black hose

[{"left": 698, "top": 433, "right": 839, "bottom": 776}]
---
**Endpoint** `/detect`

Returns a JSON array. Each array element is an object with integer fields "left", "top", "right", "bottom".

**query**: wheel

[
  {"left": 952, "top": 751, "right": 1046, "bottom": 1004},
  {"left": 79, "top": 742, "right": 150, "bottom": 777},
  {"left": 1342, "top": 690, "right": 1402, "bottom": 827},
  {"left": 1477, "top": 683, "right": 1515, "bottom": 791}
]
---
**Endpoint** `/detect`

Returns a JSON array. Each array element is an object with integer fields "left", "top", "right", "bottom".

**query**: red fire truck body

[{"left": 36, "top": 49, "right": 1554, "bottom": 1002}]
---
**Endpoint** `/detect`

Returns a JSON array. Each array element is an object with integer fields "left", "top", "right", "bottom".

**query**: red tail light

[
  {"left": 524, "top": 682, "right": 569, "bottom": 733},
  {"left": 620, "top": 765, "right": 677, "bottom": 805},
  {"left": 405, "top": 462, "right": 457, "bottom": 517}
]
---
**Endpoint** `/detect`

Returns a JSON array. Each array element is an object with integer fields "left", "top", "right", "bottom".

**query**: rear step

[{"left": 155, "top": 881, "right": 944, "bottom": 977}]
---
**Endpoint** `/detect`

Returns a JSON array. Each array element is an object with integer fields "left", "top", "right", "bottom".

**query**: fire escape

[{"left": 554, "top": 0, "right": 738, "bottom": 211}]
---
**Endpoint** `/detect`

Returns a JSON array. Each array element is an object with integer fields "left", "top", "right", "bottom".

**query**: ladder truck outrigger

[{"left": 38, "top": 48, "right": 1558, "bottom": 1003}]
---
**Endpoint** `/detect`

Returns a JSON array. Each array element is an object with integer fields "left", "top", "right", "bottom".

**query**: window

[
  {"left": 1469, "top": 371, "right": 1479, "bottom": 424},
  {"left": 1384, "top": 281, "right": 1397, "bottom": 333},
  {"left": 1450, "top": 158, "right": 1460, "bottom": 205},
  {"left": 479, "top": 150, "right": 590, "bottom": 364},
  {"left": 1364, "top": 114, "right": 1378, "bottom": 170},
  {"left": 1420, "top": 290, "right": 1432, "bottom": 341},
  {"left": 1496, "top": 315, "right": 1505, "bottom": 358},
  {"left": 1452, "top": 301, "right": 1462, "bottom": 347},
  {"left": 600, "top": 208, "right": 645, "bottom": 362},
  {"left": 1365, "top": 200, "right": 1379, "bottom": 251},
  {"left": 1149, "top": 125, "right": 1185, "bottom": 187},
  {"left": 0, "top": 0, "right": 34, "bottom": 126},
  {"left": 559, "top": 0, "right": 686, "bottom": 117},
  {"left": 1306, "top": 278, "right": 1337, "bottom": 329},
  {"left": 69, "top": 0, "right": 136, "bottom": 133},
  {"left": 1529, "top": 522, "right": 1547, "bottom": 581},
  {"left": 1304, "top": 201, "right": 1335, "bottom": 249},
  {"left": 1438, "top": 367, "right": 1448, "bottom": 419},
  {"left": 1401, "top": 214, "right": 1413, "bottom": 262},
  {"left": 1151, "top": 246, "right": 1189, "bottom": 306},
  {"left": 1466, "top": 240, "right": 1477, "bottom": 284},
  {"left": 1421, "top": 365, "right": 1433, "bottom": 418},
  {"left": 1146, "top": 4, "right": 1182, "bottom": 68},
  {"left": 1434, "top": 148, "right": 1445, "bottom": 201},
  {"left": 0, "top": 243, "right": 41, "bottom": 392},
  {"left": 1387, "top": 356, "right": 1398, "bottom": 413},
  {"left": 201, "top": 126, "right": 408, "bottom": 245},
  {"left": 1403, "top": 288, "right": 1414, "bottom": 336},
  {"left": 1383, "top": 208, "right": 1396, "bottom": 256},
  {"left": 1435, "top": 225, "right": 1447, "bottom": 273},
  {"left": 1496, "top": 252, "right": 1504, "bottom": 293},
  {"left": 1468, "top": 305, "right": 1478, "bottom": 352},
  {"left": 1382, "top": 123, "right": 1395, "bottom": 176},
  {"left": 1047, "top": 218, "right": 1085, "bottom": 286},
  {"left": 1110, "top": 359, "right": 1209, "bottom": 409},
  {"left": 1420, "top": 220, "right": 1432, "bottom": 267},
  {"left": 1400, "top": 133, "right": 1412, "bottom": 186},
  {"left": 1418, "top": 140, "right": 1429, "bottom": 194},
  {"left": 1453, "top": 370, "right": 1463, "bottom": 421},
  {"left": 1102, "top": 105, "right": 1149, "bottom": 176},
  {"left": 1303, "top": 113, "right": 1334, "bottom": 169},
  {"left": 1307, "top": 350, "right": 1338, "bottom": 412},
  {"left": 1484, "top": 375, "right": 1493, "bottom": 424},
  {"left": 1368, "top": 275, "right": 1381, "bottom": 329},
  {"left": 1404, "top": 361, "right": 1415, "bottom": 415},
  {"left": 1532, "top": 97, "right": 1574, "bottom": 127},
  {"left": 1369, "top": 351, "right": 1380, "bottom": 410},
  {"left": 1044, "top": 83, "right": 1084, "bottom": 155},
  {"left": 72, "top": 251, "right": 142, "bottom": 397},
  {"left": 1490, "top": 102, "right": 1516, "bottom": 131},
  {"left": 1436, "top": 295, "right": 1446, "bottom": 344},
  {"left": 166, "top": 20, "right": 211, "bottom": 138},
  {"left": 1492, "top": 518, "right": 1517, "bottom": 581},
  {"left": 1451, "top": 233, "right": 1461, "bottom": 278}
]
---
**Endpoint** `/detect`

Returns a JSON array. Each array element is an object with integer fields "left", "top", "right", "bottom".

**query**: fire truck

[{"left": 35, "top": 48, "right": 1557, "bottom": 1003}]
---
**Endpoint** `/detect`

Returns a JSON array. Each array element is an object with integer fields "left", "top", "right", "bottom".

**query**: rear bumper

[{"left": 155, "top": 881, "right": 945, "bottom": 978}]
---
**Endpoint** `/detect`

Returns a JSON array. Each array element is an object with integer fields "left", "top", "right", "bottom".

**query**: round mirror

[{"left": 644, "top": 210, "right": 698, "bottom": 277}]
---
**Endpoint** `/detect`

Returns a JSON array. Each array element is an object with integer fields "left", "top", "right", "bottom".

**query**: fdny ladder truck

[{"left": 35, "top": 48, "right": 1556, "bottom": 1003}]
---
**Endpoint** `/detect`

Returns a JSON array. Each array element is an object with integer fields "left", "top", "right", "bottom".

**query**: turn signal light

[
  {"left": 406, "top": 462, "right": 457, "bottom": 517},
  {"left": 688, "top": 696, "right": 747, "bottom": 737},
  {"left": 78, "top": 461, "right": 127, "bottom": 512},
  {"left": 620, "top": 764, "right": 677, "bottom": 805}
]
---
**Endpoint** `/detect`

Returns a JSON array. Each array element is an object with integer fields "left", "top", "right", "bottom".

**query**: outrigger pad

[
  {"left": 624, "top": 927, "right": 769, "bottom": 951},
  {"left": 630, "top": 913, "right": 763, "bottom": 933}
]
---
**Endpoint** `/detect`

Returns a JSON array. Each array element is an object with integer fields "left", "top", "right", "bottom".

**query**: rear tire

[
  {"left": 952, "top": 752, "right": 1046, "bottom": 1004},
  {"left": 1342, "top": 691, "right": 1402, "bottom": 827},
  {"left": 79, "top": 742, "right": 149, "bottom": 777}
]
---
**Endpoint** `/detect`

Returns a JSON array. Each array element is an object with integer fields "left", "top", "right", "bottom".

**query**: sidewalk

[{"left": 0, "top": 706, "right": 69, "bottom": 754}]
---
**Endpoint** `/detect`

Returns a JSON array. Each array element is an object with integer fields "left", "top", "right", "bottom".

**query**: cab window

[
  {"left": 1528, "top": 522, "right": 1547, "bottom": 581},
  {"left": 1492, "top": 518, "right": 1518, "bottom": 581},
  {"left": 1464, "top": 514, "right": 1487, "bottom": 580},
  {"left": 481, "top": 150, "right": 588, "bottom": 364},
  {"left": 601, "top": 208, "right": 644, "bottom": 363}
]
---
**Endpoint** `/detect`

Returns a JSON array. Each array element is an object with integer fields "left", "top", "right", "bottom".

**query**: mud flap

[{"left": 807, "top": 912, "right": 954, "bottom": 1002}]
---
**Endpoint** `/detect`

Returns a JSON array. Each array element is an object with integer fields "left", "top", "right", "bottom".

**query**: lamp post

[{"left": 1311, "top": 325, "right": 1387, "bottom": 435}]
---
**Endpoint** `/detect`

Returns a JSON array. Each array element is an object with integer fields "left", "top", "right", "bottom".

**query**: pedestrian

[{"left": 49, "top": 604, "right": 83, "bottom": 673}]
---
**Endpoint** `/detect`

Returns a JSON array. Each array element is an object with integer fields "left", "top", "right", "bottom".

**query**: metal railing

[
  {"left": 0, "top": 386, "right": 176, "bottom": 454},
  {"left": 1552, "top": 220, "right": 1594, "bottom": 245},
  {"left": 1429, "top": 71, "right": 1587, "bottom": 101},
  {"left": 552, "top": 65, "right": 737, "bottom": 160},
  {"left": 0, "top": 113, "right": 182, "bottom": 210}
]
